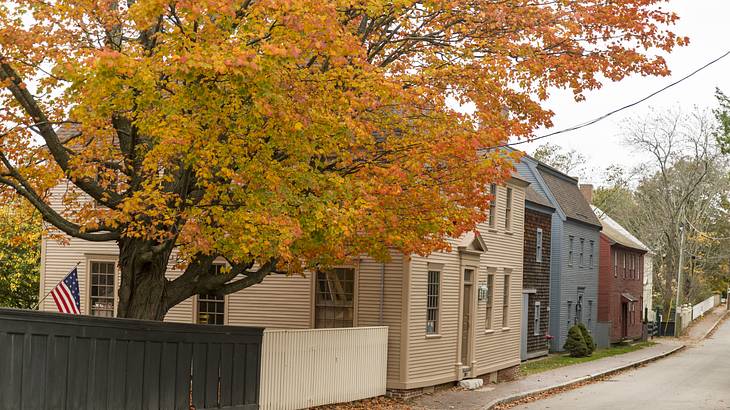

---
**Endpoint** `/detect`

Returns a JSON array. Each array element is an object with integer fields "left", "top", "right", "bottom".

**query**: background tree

[
  {"left": 532, "top": 142, "right": 589, "bottom": 179},
  {"left": 0, "top": 199, "right": 41, "bottom": 308},
  {"left": 618, "top": 108, "right": 729, "bottom": 315},
  {"left": 0, "top": 0, "right": 686, "bottom": 319}
]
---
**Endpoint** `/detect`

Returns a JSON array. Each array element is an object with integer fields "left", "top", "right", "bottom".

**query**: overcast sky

[{"left": 517, "top": 0, "right": 730, "bottom": 186}]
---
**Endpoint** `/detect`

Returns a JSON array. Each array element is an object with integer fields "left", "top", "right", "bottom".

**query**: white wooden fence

[
  {"left": 259, "top": 326, "right": 388, "bottom": 410},
  {"left": 692, "top": 295, "right": 720, "bottom": 320}
]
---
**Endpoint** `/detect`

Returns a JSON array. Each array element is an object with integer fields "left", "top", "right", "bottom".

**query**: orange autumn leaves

[{"left": 0, "top": 0, "right": 685, "bottom": 271}]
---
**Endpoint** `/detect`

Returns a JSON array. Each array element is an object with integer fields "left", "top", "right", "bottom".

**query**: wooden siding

[
  {"left": 598, "top": 233, "right": 645, "bottom": 342},
  {"left": 551, "top": 220, "right": 600, "bottom": 350},
  {"left": 402, "top": 183, "right": 525, "bottom": 388},
  {"left": 356, "top": 253, "right": 404, "bottom": 386},
  {"left": 523, "top": 208, "right": 551, "bottom": 354}
]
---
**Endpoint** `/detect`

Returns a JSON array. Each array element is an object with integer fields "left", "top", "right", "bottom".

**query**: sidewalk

[
  {"left": 682, "top": 305, "right": 727, "bottom": 341},
  {"left": 410, "top": 307, "right": 727, "bottom": 410}
]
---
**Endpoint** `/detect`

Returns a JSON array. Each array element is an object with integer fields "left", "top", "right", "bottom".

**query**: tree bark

[{"left": 116, "top": 237, "right": 174, "bottom": 320}]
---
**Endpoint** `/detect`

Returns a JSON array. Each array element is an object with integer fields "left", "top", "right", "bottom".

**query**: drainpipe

[{"left": 379, "top": 262, "right": 385, "bottom": 325}]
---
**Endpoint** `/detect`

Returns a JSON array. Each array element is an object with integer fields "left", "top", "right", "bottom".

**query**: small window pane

[
  {"left": 90, "top": 261, "right": 116, "bottom": 317},
  {"left": 315, "top": 267, "right": 355, "bottom": 328},
  {"left": 426, "top": 270, "right": 440, "bottom": 334}
]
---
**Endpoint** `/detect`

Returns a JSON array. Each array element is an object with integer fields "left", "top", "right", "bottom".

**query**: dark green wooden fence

[{"left": 0, "top": 308, "right": 262, "bottom": 410}]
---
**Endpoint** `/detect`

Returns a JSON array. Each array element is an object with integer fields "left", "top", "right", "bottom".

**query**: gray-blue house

[{"left": 515, "top": 155, "right": 602, "bottom": 351}]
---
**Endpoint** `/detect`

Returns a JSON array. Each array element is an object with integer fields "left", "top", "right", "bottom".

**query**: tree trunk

[{"left": 116, "top": 237, "right": 174, "bottom": 320}]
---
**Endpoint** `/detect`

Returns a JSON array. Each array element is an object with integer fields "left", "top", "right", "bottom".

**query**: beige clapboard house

[{"left": 40, "top": 177, "right": 527, "bottom": 393}]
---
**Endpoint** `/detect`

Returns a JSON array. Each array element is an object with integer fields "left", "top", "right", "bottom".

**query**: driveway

[{"left": 514, "top": 315, "right": 730, "bottom": 410}]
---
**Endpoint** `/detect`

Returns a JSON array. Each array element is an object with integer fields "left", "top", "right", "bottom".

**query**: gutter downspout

[{"left": 379, "top": 262, "right": 385, "bottom": 325}]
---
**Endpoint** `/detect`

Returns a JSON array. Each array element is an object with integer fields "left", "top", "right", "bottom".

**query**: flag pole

[{"left": 32, "top": 261, "right": 81, "bottom": 310}]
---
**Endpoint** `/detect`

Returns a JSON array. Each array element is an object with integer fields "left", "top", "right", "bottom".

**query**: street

[{"left": 515, "top": 318, "right": 730, "bottom": 410}]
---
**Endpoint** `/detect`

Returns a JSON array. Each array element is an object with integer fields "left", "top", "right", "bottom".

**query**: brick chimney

[{"left": 579, "top": 184, "right": 594, "bottom": 204}]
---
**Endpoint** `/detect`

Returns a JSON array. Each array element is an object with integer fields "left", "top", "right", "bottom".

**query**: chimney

[{"left": 579, "top": 184, "right": 594, "bottom": 204}]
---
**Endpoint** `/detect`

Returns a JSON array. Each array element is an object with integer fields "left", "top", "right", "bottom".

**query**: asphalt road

[{"left": 515, "top": 318, "right": 730, "bottom": 410}]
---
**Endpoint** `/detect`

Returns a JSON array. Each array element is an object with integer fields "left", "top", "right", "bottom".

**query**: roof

[
  {"left": 525, "top": 186, "right": 554, "bottom": 209},
  {"left": 536, "top": 165, "right": 602, "bottom": 228},
  {"left": 592, "top": 206, "right": 649, "bottom": 252}
]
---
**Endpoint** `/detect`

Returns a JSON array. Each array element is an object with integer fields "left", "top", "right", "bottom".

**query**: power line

[
  {"left": 495, "top": 49, "right": 730, "bottom": 149},
  {"left": 684, "top": 216, "right": 730, "bottom": 241}
]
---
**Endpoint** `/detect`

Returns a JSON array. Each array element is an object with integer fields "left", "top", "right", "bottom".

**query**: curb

[{"left": 485, "top": 344, "right": 686, "bottom": 409}]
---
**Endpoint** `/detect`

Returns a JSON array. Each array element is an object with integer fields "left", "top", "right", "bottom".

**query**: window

[
  {"left": 505, "top": 188, "right": 513, "bottom": 230},
  {"left": 488, "top": 184, "right": 497, "bottom": 228},
  {"left": 197, "top": 264, "right": 226, "bottom": 325},
  {"left": 568, "top": 236, "right": 574, "bottom": 266},
  {"left": 588, "top": 300, "right": 593, "bottom": 329},
  {"left": 316, "top": 267, "right": 355, "bottom": 328},
  {"left": 613, "top": 251, "right": 618, "bottom": 277},
  {"left": 536, "top": 228, "right": 543, "bottom": 263},
  {"left": 589, "top": 241, "right": 594, "bottom": 268},
  {"left": 622, "top": 253, "right": 627, "bottom": 278},
  {"left": 426, "top": 269, "right": 440, "bottom": 334},
  {"left": 90, "top": 261, "right": 116, "bottom": 317},
  {"left": 485, "top": 273, "right": 494, "bottom": 329},
  {"left": 502, "top": 274, "right": 510, "bottom": 327},
  {"left": 579, "top": 238, "right": 585, "bottom": 267},
  {"left": 533, "top": 301, "right": 541, "bottom": 336},
  {"left": 576, "top": 288, "right": 585, "bottom": 325}
]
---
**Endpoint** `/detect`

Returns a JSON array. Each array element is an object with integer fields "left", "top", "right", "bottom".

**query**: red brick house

[
  {"left": 591, "top": 204, "right": 649, "bottom": 344},
  {"left": 521, "top": 187, "right": 554, "bottom": 360}
]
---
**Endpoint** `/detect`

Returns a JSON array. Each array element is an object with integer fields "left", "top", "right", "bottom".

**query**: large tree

[{"left": 0, "top": 0, "right": 685, "bottom": 319}]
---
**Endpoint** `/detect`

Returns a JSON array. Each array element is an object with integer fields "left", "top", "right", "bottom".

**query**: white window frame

[
  {"left": 533, "top": 301, "right": 541, "bottom": 336},
  {"left": 426, "top": 267, "right": 442, "bottom": 335},
  {"left": 195, "top": 263, "right": 228, "bottom": 325},
  {"left": 502, "top": 273, "right": 511, "bottom": 328},
  {"left": 485, "top": 273, "right": 495, "bottom": 330},
  {"left": 505, "top": 187, "right": 513, "bottom": 231},
  {"left": 536, "top": 228, "right": 543, "bottom": 263},
  {"left": 86, "top": 256, "right": 118, "bottom": 317}
]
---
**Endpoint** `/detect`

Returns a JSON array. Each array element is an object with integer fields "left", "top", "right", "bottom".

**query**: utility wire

[
  {"left": 494, "top": 49, "right": 730, "bottom": 149},
  {"left": 683, "top": 216, "right": 730, "bottom": 241}
]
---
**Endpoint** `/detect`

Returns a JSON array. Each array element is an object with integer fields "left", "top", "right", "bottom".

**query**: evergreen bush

[
  {"left": 577, "top": 323, "right": 596, "bottom": 354},
  {"left": 563, "top": 324, "right": 589, "bottom": 357}
]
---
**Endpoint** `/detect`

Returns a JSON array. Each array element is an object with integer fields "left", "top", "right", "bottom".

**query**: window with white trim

[
  {"left": 315, "top": 267, "right": 355, "bottom": 328},
  {"left": 426, "top": 269, "right": 440, "bottom": 334},
  {"left": 485, "top": 273, "right": 494, "bottom": 329},
  {"left": 197, "top": 264, "right": 226, "bottom": 325},
  {"left": 502, "top": 274, "right": 511, "bottom": 327},
  {"left": 90, "top": 261, "right": 116, "bottom": 317},
  {"left": 533, "top": 301, "right": 541, "bottom": 336},
  {"left": 488, "top": 184, "right": 498, "bottom": 228},
  {"left": 505, "top": 188, "right": 513, "bottom": 230},
  {"left": 536, "top": 228, "right": 543, "bottom": 263}
]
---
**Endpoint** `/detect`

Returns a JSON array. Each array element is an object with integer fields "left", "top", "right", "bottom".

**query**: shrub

[
  {"left": 563, "top": 324, "right": 589, "bottom": 357},
  {"left": 577, "top": 323, "right": 596, "bottom": 354}
]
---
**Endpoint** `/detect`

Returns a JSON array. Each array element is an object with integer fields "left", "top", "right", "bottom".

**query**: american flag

[{"left": 50, "top": 267, "right": 81, "bottom": 314}]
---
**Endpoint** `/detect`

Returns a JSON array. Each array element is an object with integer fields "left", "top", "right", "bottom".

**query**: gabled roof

[
  {"left": 537, "top": 165, "right": 601, "bottom": 228},
  {"left": 457, "top": 231, "right": 487, "bottom": 253},
  {"left": 592, "top": 206, "right": 649, "bottom": 252},
  {"left": 525, "top": 185, "right": 554, "bottom": 210}
]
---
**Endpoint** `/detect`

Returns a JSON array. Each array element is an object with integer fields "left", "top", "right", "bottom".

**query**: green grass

[{"left": 519, "top": 341, "right": 656, "bottom": 377}]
